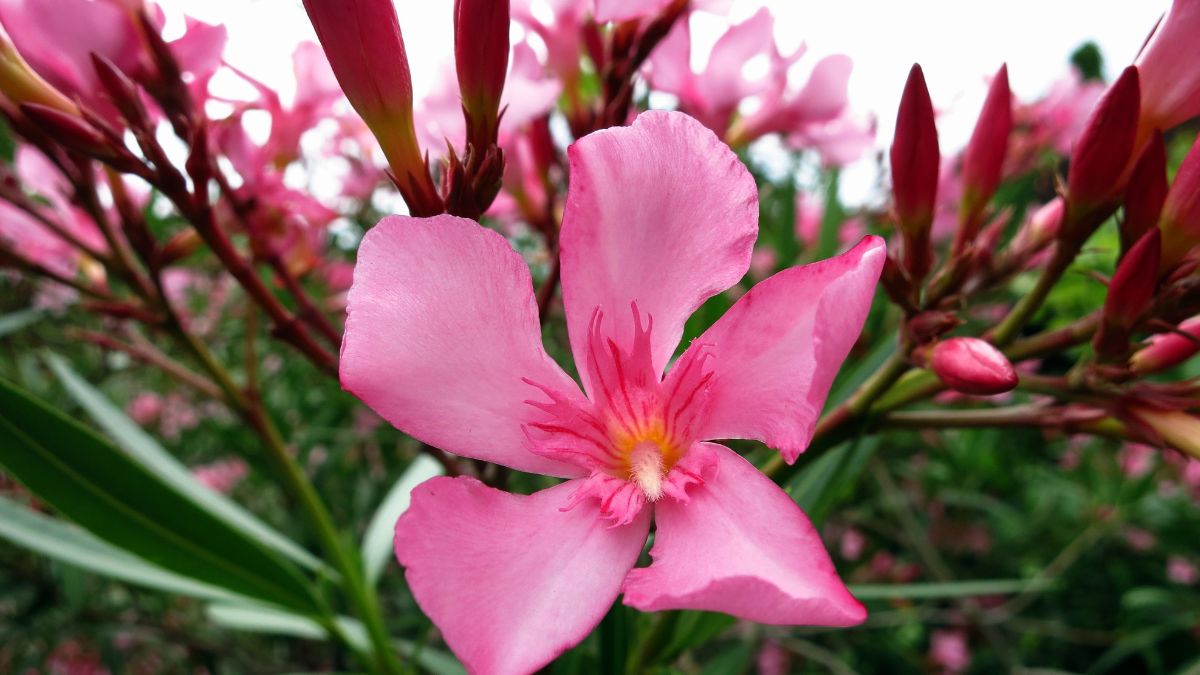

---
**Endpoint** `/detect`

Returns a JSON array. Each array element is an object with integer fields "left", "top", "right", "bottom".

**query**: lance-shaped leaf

[
  {"left": 362, "top": 453, "right": 443, "bottom": 586},
  {"left": 0, "top": 375, "right": 322, "bottom": 613}
]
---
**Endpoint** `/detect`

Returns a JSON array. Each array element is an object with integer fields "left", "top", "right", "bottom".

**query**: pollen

[{"left": 628, "top": 441, "right": 666, "bottom": 501}]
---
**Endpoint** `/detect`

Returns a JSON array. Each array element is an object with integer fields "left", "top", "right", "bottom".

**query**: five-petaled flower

[{"left": 341, "top": 111, "right": 885, "bottom": 674}]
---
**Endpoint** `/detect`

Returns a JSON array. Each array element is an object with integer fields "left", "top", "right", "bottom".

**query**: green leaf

[
  {"left": 849, "top": 578, "right": 1058, "bottom": 600},
  {"left": 0, "top": 308, "right": 41, "bottom": 337},
  {"left": 45, "top": 353, "right": 325, "bottom": 573},
  {"left": 788, "top": 437, "right": 878, "bottom": 526},
  {"left": 0, "top": 375, "right": 321, "bottom": 613},
  {"left": 208, "top": 602, "right": 464, "bottom": 675},
  {"left": 0, "top": 495, "right": 237, "bottom": 602},
  {"left": 363, "top": 454, "right": 443, "bottom": 585}
]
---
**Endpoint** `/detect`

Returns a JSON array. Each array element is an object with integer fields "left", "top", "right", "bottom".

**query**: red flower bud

[
  {"left": 20, "top": 103, "right": 109, "bottom": 156},
  {"left": 302, "top": 0, "right": 441, "bottom": 216},
  {"left": 1094, "top": 228, "right": 1161, "bottom": 358},
  {"left": 1131, "top": 315, "right": 1200, "bottom": 374},
  {"left": 929, "top": 337, "right": 1018, "bottom": 396},
  {"left": 1064, "top": 66, "right": 1140, "bottom": 235},
  {"left": 1121, "top": 132, "right": 1167, "bottom": 255},
  {"left": 455, "top": 0, "right": 509, "bottom": 151},
  {"left": 1159, "top": 133, "right": 1200, "bottom": 271},
  {"left": 890, "top": 64, "right": 939, "bottom": 282},
  {"left": 957, "top": 64, "right": 1012, "bottom": 241}
]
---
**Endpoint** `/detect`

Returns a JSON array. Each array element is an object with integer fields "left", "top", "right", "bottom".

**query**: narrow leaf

[{"left": 363, "top": 454, "right": 443, "bottom": 585}]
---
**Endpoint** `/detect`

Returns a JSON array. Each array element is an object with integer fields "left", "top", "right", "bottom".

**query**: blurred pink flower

[
  {"left": 342, "top": 111, "right": 882, "bottom": 673},
  {"left": 755, "top": 640, "right": 790, "bottom": 675},
  {"left": 126, "top": 392, "right": 163, "bottom": 426},
  {"left": 1167, "top": 556, "right": 1199, "bottom": 585},
  {"left": 1119, "top": 443, "right": 1157, "bottom": 478},
  {"left": 46, "top": 638, "right": 109, "bottom": 675},
  {"left": 1124, "top": 527, "right": 1156, "bottom": 552},
  {"left": 795, "top": 195, "right": 864, "bottom": 249},
  {"left": 1009, "top": 72, "right": 1104, "bottom": 171},
  {"left": 840, "top": 527, "right": 866, "bottom": 561},
  {"left": 930, "top": 629, "right": 971, "bottom": 674},
  {"left": 191, "top": 458, "right": 248, "bottom": 494}
]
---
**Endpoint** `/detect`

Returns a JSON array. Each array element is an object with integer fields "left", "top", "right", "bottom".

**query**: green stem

[{"left": 988, "top": 244, "right": 1076, "bottom": 348}]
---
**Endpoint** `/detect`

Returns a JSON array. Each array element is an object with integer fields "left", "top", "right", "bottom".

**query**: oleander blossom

[{"left": 341, "top": 111, "right": 884, "bottom": 674}]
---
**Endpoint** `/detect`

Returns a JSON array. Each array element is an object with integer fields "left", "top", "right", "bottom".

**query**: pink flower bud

[
  {"left": 1131, "top": 315, "right": 1200, "bottom": 374},
  {"left": 302, "top": 0, "right": 441, "bottom": 215},
  {"left": 1135, "top": 0, "right": 1200, "bottom": 134},
  {"left": 1013, "top": 198, "right": 1065, "bottom": 253},
  {"left": 929, "top": 337, "right": 1018, "bottom": 396},
  {"left": 1064, "top": 66, "right": 1140, "bottom": 233},
  {"left": 1122, "top": 132, "right": 1167, "bottom": 254},
  {"left": 1159, "top": 133, "right": 1200, "bottom": 270},
  {"left": 1132, "top": 407, "right": 1200, "bottom": 461},
  {"left": 1094, "top": 228, "right": 1160, "bottom": 358},
  {"left": 890, "top": 64, "right": 939, "bottom": 281},
  {"left": 958, "top": 64, "right": 1012, "bottom": 230},
  {"left": 455, "top": 0, "right": 509, "bottom": 150}
]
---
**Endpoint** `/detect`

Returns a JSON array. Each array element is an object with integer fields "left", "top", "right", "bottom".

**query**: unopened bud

[
  {"left": 1063, "top": 66, "right": 1140, "bottom": 241},
  {"left": 957, "top": 63, "right": 1012, "bottom": 250},
  {"left": 1131, "top": 406, "right": 1200, "bottom": 461},
  {"left": 1159, "top": 132, "right": 1200, "bottom": 271},
  {"left": 20, "top": 103, "right": 109, "bottom": 156},
  {"left": 455, "top": 0, "right": 509, "bottom": 152},
  {"left": 91, "top": 53, "right": 149, "bottom": 127},
  {"left": 907, "top": 310, "right": 961, "bottom": 345},
  {"left": 0, "top": 24, "right": 77, "bottom": 115},
  {"left": 1131, "top": 315, "right": 1200, "bottom": 374},
  {"left": 890, "top": 64, "right": 940, "bottom": 284},
  {"left": 303, "top": 0, "right": 441, "bottom": 216},
  {"left": 1122, "top": 132, "right": 1167, "bottom": 255},
  {"left": 159, "top": 227, "right": 202, "bottom": 266},
  {"left": 1134, "top": 0, "right": 1200, "bottom": 135},
  {"left": 1094, "top": 228, "right": 1161, "bottom": 359},
  {"left": 929, "top": 337, "right": 1018, "bottom": 395}
]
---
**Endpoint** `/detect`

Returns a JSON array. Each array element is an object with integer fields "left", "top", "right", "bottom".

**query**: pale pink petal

[
  {"left": 789, "top": 54, "right": 854, "bottom": 125},
  {"left": 395, "top": 477, "right": 651, "bottom": 675},
  {"left": 560, "top": 111, "right": 757, "bottom": 393},
  {"left": 683, "top": 236, "right": 885, "bottom": 463},
  {"left": 622, "top": 443, "right": 865, "bottom": 625},
  {"left": 592, "top": 0, "right": 673, "bottom": 23},
  {"left": 341, "top": 215, "right": 586, "bottom": 477},
  {"left": 646, "top": 21, "right": 695, "bottom": 101}
]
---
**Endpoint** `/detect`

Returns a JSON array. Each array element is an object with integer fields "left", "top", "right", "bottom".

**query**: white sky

[{"left": 156, "top": 0, "right": 1169, "bottom": 204}]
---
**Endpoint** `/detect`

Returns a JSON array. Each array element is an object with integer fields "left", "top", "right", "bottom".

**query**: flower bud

[
  {"left": 1121, "top": 132, "right": 1167, "bottom": 255},
  {"left": 1094, "top": 228, "right": 1160, "bottom": 358},
  {"left": 302, "top": 0, "right": 441, "bottom": 216},
  {"left": 20, "top": 103, "right": 109, "bottom": 156},
  {"left": 1159, "top": 133, "right": 1200, "bottom": 271},
  {"left": 929, "top": 337, "right": 1018, "bottom": 396},
  {"left": 890, "top": 64, "right": 939, "bottom": 282},
  {"left": 1130, "top": 315, "right": 1200, "bottom": 374},
  {"left": 1131, "top": 407, "right": 1200, "bottom": 461},
  {"left": 455, "top": 0, "right": 509, "bottom": 152},
  {"left": 1135, "top": 0, "right": 1200, "bottom": 135},
  {"left": 1063, "top": 66, "right": 1140, "bottom": 240},
  {"left": 0, "top": 23, "right": 77, "bottom": 115},
  {"left": 957, "top": 64, "right": 1012, "bottom": 245}
]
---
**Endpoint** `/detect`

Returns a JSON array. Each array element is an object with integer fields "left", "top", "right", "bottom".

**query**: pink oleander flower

[
  {"left": 126, "top": 392, "right": 163, "bottom": 426},
  {"left": 1135, "top": 0, "right": 1200, "bottom": 137},
  {"left": 191, "top": 458, "right": 248, "bottom": 495},
  {"left": 929, "top": 629, "right": 971, "bottom": 674},
  {"left": 1167, "top": 555, "right": 1199, "bottom": 585},
  {"left": 341, "top": 111, "right": 882, "bottom": 674}
]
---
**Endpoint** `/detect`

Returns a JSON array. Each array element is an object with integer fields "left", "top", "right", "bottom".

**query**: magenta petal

[
  {"left": 592, "top": 0, "right": 674, "bottom": 23},
  {"left": 622, "top": 444, "right": 865, "bottom": 626},
  {"left": 560, "top": 111, "right": 758, "bottom": 392},
  {"left": 686, "top": 236, "right": 885, "bottom": 463},
  {"left": 395, "top": 477, "right": 651, "bottom": 674},
  {"left": 341, "top": 215, "right": 586, "bottom": 477}
]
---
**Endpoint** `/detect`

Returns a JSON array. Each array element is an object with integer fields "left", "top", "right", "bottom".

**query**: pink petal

[
  {"left": 684, "top": 236, "right": 885, "bottom": 463},
  {"left": 622, "top": 443, "right": 865, "bottom": 625},
  {"left": 341, "top": 215, "right": 586, "bottom": 477},
  {"left": 592, "top": 0, "right": 674, "bottom": 23},
  {"left": 395, "top": 477, "right": 651, "bottom": 674},
  {"left": 560, "top": 111, "right": 758, "bottom": 394}
]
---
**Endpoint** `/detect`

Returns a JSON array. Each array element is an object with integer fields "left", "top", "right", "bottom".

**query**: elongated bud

[
  {"left": 1094, "top": 228, "right": 1161, "bottom": 359},
  {"left": 1131, "top": 407, "right": 1200, "bottom": 460},
  {"left": 159, "top": 227, "right": 202, "bottom": 266},
  {"left": 928, "top": 337, "right": 1018, "bottom": 395},
  {"left": 20, "top": 103, "right": 110, "bottom": 157},
  {"left": 1131, "top": 315, "right": 1200, "bottom": 374},
  {"left": 302, "top": 0, "right": 441, "bottom": 216},
  {"left": 890, "top": 64, "right": 939, "bottom": 282},
  {"left": 0, "top": 24, "right": 77, "bottom": 115},
  {"left": 1134, "top": 0, "right": 1200, "bottom": 135},
  {"left": 1063, "top": 66, "right": 1140, "bottom": 239},
  {"left": 455, "top": 0, "right": 509, "bottom": 152},
  {"left": 1122, "top": 132, "right": 1167, "bottom": 255},
  {"left": 1013, "top": 198, "right": 1065, "bottom": 254},
  {"left": 1159, "top": 133, "right": 1200, "bottom": 271},
  {"left": 91, "top": 53, "right": 149, "bottom": 128},
  {"left": 957, "top": 64, "right": 1012, "bottom": 246}
]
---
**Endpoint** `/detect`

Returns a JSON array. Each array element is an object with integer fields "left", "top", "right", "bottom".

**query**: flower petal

[
  {"left": 560, "top": 111, "right": 758, "bottom": 394},
  {"left": 681, "top": 236, "right": 885, "bottom": 463},
  {"left": 341, "top": 214, "right": 585, "bottom": 477},
  {"left": 622, "top": 443, "right": 864, "bottom": 626},
  {"left": 395, "top": 476, "right": 651, "bottom": 675}
]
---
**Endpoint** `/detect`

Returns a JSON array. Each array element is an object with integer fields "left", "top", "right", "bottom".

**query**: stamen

[{"left": 629, "top": 441, "right": 665, "bottom": 501}]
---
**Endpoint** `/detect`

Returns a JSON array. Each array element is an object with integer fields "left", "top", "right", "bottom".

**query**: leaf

[
  {"left": 363, "top": 454, "right": 443, "bottom": 585},
  {"left": 0, "top": 495, "right": 237, "bottom": 602},
  {"left": 45, "top": 353, "right": 325, "bottom": 573},
  {"left": 0, "top": 308, "right": 41, "bottom": 337},
  {"left": 0, "top": 375, "right": 321, "bottom": 613},
  {"left": 788, "top": 437, "right": 878, "bottom": 527},
  {"left": 848, "top": 578, "right": 1058, "bottom": 600},
  {"left": 208, "top": 602, "right": 464, "bottom": 675}
]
